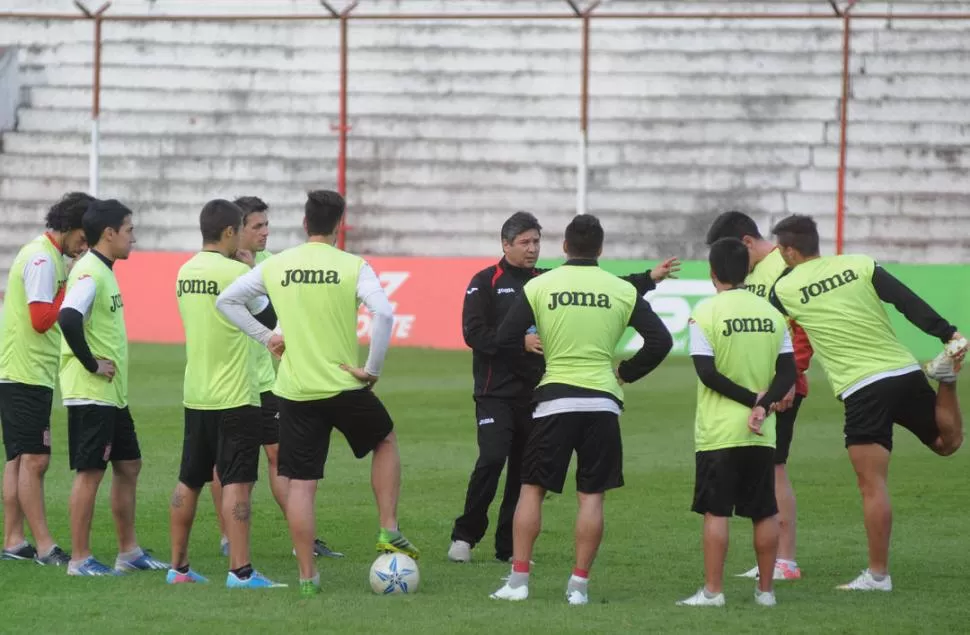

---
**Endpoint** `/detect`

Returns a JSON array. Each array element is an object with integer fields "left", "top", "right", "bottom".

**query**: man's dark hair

[
  {"left": 705, "top": 210, "right": 762, "bottom": 246},
  {"left": 564, "top": 214, "right": 604, "bottom": 259},
  {"left": 708, "top": 237, "right": 749, "bottom": 287},
  {"left": 46, "top": 192, "right": 95, "bottom": 233},
  {"left": 771, "top": 214, "right": 820, "bottom": 257},
  {"left": 83, "top": 199, "right": 133, "bottom": 247},
  {"left": 305, "top": 190, "right": 345, "bottom": 236},
  {"left": 500, "top": 211, "right": 542, "bottom": 244},
  {"left": 200, "top": 199, "right": 243, "bottom": 243},
  {"left": 233, "top": 196, "right": 269, "bottom": 224}
]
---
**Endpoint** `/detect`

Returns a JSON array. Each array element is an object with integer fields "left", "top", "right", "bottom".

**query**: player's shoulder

[{"left": 690, "top": 294, "right": 717, "bottom": 320}]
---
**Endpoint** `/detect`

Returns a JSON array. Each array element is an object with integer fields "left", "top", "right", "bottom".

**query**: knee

[
  {"left": 264, "top": 445, "right": 279, "bottom": 467},
  {"left": 21, "top": 454, "right": 50, "bottom": 476},
  {"left": 113, "top": 460, "right": 141, "bottom": 481},
  {"left": 934, "top": 432, "right": 963, "bottom": 457}
]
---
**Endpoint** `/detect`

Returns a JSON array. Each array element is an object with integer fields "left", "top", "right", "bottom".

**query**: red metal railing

[{"left": 2, "top": 2, "right": 969, "bottom": 252}]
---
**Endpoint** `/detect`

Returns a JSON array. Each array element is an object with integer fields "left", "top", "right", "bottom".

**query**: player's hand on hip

[
  {"left": 614, "top": 366, "right": 626, "bottom": 386},
  {"left": 267, "top": 334, "right": 285, "bottom": 359},
  {"left": 524, "top": 333, "right": 543, "bottom": 354},
  {"left": 748, "top": 405, "right": 767, "bottom": 435},
  {"left": 340, "top": 364, "right": 379, "bottom": 386},
  {"left": 649, "top": 257, "right": 681, "bottom": 282},
  {"left": 95, "top": 359, "right": 116, "bottom": 382}
]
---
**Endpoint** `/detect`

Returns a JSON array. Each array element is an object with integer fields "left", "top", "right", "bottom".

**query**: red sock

[
  {"left": 572, "top": 568, "right": 589, "bottom": 580},
  {"left": 512, "top": 560, "right": 531, "bottom": 574}
]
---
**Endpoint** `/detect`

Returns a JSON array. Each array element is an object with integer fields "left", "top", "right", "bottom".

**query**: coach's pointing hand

[
  {"left": 341, "top": 364, "right": 379, "bottom": 387},
  {"left": 650, "top": 256, "right": 681, "bottom": 282}
]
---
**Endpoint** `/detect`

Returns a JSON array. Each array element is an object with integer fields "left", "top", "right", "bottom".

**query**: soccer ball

[{"left": 369, "top": 552, "right": 420, "bottom": 595}]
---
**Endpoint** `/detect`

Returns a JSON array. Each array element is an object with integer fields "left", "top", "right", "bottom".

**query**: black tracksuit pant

[{"left": 451, "top": 396, "right": 533, "bottom": 561}]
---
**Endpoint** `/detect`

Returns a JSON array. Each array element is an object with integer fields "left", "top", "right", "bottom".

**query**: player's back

[
  {"left": 260, "top": 242, "right": 365, "bottom": 400},
  {"left": 525, "top": 263, "right": 637, "bottom": 401},
  {"left": 0, "top": 234, "right": 67, "bottom": 387},
  {"left": 691, "top": 290, "right": 787, "bottom": 451},
  {"left": 771, "top": 254, "right": 915, "bottom": 395},
  {"left": 177, "top": 251, "right": 257, "bottom": 410}
]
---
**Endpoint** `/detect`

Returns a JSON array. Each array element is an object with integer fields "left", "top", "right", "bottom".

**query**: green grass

[{"left": 2, "top": 345, "right": 969, "bottom": 633}]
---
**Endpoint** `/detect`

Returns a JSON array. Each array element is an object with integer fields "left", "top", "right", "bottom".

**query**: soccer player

[
  {"left": 677, "top": 237, "right": 796, "bottom": 608},
  {"left": 768, "top": 214, "right": 966, "bottom": 591},
  {"left": 209, "top": 196, "right": 341, "bottom": 560},
  {"left": 57, "top": 199, "right": 167, "bottom": 576},
  {"left": 449, "top": 211, "right": 678, "bottom": 564},
  {"left": 0, "top": 192, "right": 91, "bottom": 565},
  {"left": 216, "top": 189, "right": 418, "bottom": 598},
  {"left": 705, "top": 210, "right": 813, "bottom": 581},
  {"left": 489, "top": 214, "right": 673, "bottom": 605},
  {"left": 167, "top": 199, "right": 284, "bottom": 588}
]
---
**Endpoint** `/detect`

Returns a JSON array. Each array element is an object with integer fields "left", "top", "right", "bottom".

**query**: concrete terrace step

[
  {"left": 15, "top": 109, "right": 829, "bottom": 144},
  {"left": 0, "top": 132, "right": 816, "bottom": 168},
  {"left": 0, "top": 20, "right": 865, "bottom": 53},
  {"left": 0, "top": 177, "right": 790, "bottom": 216},
  {"left": 0, "top": 155, "right": 577, "bottom": 190},
  {"left": 16, "top": 42, "right": 856, "bottom": 76},
  {"left": 23, "top": 87, "right": 841, "bottom": 122},
  {"left": 17, "top": 65, "right": 847, "bottom": 99}
]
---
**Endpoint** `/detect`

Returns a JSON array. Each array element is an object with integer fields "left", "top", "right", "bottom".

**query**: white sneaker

[
  {"left": 676, "top": 588, "right": 725, "bottom": 607},
  {"left": 754, "top": 589, "right": 777, "bottom": 606},
  {"left": 490, "top": 583, "right": 529, "bottom": 601},
  {"left": 837, "top": 569, "right": 892, "bottom": 591},
  {"left": 736, "top": 561, "right": 801, "bottom": 580},
  {"left": 925, "top": 337, "right": 968, "bottom": 383},
  {"left": 566, "top": 589, "right": 588, "bottom": 605},
  {"left": 447, "top": 540, "right": 472, "bottom": 563}
]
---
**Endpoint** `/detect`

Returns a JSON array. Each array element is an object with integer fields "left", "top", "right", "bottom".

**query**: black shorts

[
  {"left": 774, "top": 395, "right": 804, "bottom": 465},
  {"left": 0, "top": 383, "right": 53, "bottom": 461},
  {"left": 521, "top": 410, "right": 623, "bottom": 495},
  {"left": 67, "top": 405, "right": 141, "bottom": 472},
  {"left": 259, "top": 391, "right": 280, "bottom": 446},
  {"left": 277, "top": 388, "right": 394, "bottom": 481},
  {"left": 179, "top": 406, "right": 261, "bottom": 489},
  {"left": 843, "top": 370, "right": 939, "bottom": 452},
  {"left": 692, "top": 446, "right": 777, "bottom": 520}
]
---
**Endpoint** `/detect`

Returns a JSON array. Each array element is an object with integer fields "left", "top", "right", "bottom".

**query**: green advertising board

[{"left": 538, "top": 259, "right": 969, "bottom": 363}]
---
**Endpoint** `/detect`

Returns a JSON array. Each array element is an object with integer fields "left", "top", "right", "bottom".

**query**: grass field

[{"left": 1, "top": 344, "right": 969, "bottom": 634}]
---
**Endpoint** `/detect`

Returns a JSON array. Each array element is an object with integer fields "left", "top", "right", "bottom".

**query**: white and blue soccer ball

[{"left": 369, "top": 553, "right": 420, "bottom": 595}]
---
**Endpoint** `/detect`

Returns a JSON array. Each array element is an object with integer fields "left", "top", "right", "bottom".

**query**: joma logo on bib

[
  {"left": 721, "top": 317, "right": 776, "bottom": 336},
  {"left": 177, "top": 279, "right": 219, "bottom": 297},
  {"left": 281, "top": 269, "right": 341, "bottom": 287},
  {"left": 798, "top": 269, "right": 859, "bottom": 304},
  {"left": 743, "top": 283, "right": 768, "bottom": 298},
  {"left": 547, "top": 291, "right": 612, "bottom": 310},
  {"left": 109, "top": 294, "right": 124, "bottom": 313}
]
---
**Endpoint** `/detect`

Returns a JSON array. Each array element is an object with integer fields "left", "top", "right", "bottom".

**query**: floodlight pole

[
  {"left": 576, "top": 1, "right": 601, "bottom": 217},
  {"left": 76, "top": 1, "right": 111, "bottom": 197}
]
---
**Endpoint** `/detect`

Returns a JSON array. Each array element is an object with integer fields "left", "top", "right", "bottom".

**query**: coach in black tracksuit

[{"left": 448, "top": 211, "right": 675, "bottom": 562}]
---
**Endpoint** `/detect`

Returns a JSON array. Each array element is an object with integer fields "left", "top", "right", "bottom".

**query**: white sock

[
  {"left": 39, "top": 544, "right": 57, "bottom": 558},
  {"left": 301, "top": 573, "right": 321, "bottom": 586},
  {"left": 776, "top": 559, "right": 797, "bottom": 567},
  {"left": 5, "top": 540, "right": 29, "bottom": 551},
  {"left": 702, "top": 587, "right": 720, "bottom": 599},
  {"left": 118, "top": 547, "right": 143, "bottom": 561},
  {"left": 507, "top": 571, "right": 529, "bottom": 589}
]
